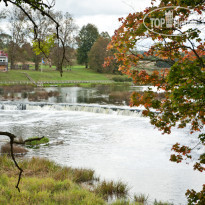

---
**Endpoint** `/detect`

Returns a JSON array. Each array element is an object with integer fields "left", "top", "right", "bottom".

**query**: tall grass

[
  {"left": 94, "top": 180, "right": 129, "bottom": 200},
  {"left": 134, "top": 194, "right": 149, "bottom": 204},
  {"left": 0, "top": 156, "right": 104, "bottom": 205},
  {"left": 0, "top": 156, "right": 174, "bottom": 205}
]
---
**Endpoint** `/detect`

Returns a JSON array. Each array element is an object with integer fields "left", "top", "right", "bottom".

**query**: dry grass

[{"left": 1, "top": 143, "right": 28, "bottom": 155}]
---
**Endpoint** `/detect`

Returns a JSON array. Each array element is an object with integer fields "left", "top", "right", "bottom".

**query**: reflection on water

[
  {"left": 0, "top": 85, "right": 161, "bottom": 105},
  {"left": 0, "top": 110, "right": 204, "bottom": 205}
]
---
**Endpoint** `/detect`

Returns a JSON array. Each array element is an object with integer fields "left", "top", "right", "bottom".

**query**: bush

[{"left": 112, "top": 76, "right": 132, "bottom": 82}]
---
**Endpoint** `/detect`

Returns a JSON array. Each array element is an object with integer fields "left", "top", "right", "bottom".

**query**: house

[{"left": 0, "top": 51, "right": 8, "bottom": 72}]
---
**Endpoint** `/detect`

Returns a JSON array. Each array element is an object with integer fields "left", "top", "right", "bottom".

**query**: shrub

[{"left": 112, "top": 76, "right": 132, "bottom": 82}]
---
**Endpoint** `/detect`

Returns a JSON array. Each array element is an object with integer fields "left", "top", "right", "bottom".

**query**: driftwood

[{"left": 0, "top": 132, "right": 45, "bottom": 192}]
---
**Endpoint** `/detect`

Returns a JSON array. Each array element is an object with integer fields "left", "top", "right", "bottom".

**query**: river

[{"left": 0, "top": 85, "right": 204, "bottom": 204}]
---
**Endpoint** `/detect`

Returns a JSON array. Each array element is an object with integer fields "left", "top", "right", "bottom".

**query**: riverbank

[
  {"left": 0, "top": 155, "right": 174, "bottom": 205},
  {"left": 0, "top": 65, "right": 123, "bottom": 83},
  {"left": 0, "top": 155, "right": 127, "bottom": 205}
]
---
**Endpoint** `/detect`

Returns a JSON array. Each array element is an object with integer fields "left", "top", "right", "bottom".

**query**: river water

[{"left": 0, "top": 85, "right": 204, "bottom": 204}]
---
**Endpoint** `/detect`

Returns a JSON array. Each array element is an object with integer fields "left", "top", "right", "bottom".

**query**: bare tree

[
  {"left": 7, "top": 7, "right": 27, "bottom": 69},
  {"left": 50, "top": 11, "right": 78, "bottom": 70},
  {"left": 24, "top": 8, "right": 55, "bottom": 70}
]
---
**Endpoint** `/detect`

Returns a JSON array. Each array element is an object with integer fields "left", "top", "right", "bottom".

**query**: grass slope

[{"left": 0, "top": 66, "right": 115, "bottom": 82}]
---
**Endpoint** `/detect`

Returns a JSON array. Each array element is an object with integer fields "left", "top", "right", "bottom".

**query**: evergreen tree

[{"left": 77, "top": 24, "right": 99, "bottom": 68}]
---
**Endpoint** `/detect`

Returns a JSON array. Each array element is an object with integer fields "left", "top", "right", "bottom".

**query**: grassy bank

[
  {"left": 0, "top": 156, "right": 173, "bottom": 205},
  {"left": 0, "top": 66, "right": 117, "bottom": 82},
  {"left": 0, "top": 156, "right": 117, "bottom": 205}
]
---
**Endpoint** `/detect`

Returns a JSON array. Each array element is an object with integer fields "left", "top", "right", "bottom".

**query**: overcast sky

[
  {"left": 54, "top": 0, "right": 152, "bottom": 35},
  {"left": 0, "top": 0, "right": 152, "bottom": 36}
]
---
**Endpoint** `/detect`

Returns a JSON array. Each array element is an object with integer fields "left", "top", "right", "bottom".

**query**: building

[{"left": 0, "top": 51, "right": 8, "bottom": 72}]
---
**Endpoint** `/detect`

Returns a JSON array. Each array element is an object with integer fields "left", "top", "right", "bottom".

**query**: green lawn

[{"left": 0, "top": 65, "right": 117, "bottom": 82}]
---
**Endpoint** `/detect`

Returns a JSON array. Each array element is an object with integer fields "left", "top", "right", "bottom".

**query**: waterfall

[{"left": 0, "top": 102, "right": 144, "bottom": 117}]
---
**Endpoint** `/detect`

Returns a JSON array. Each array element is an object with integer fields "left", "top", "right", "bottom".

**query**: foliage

[
  {"left": 155, "top": 60, "right": 173, "bottom": 68},
  {"left": 77, "top": 24, "right": 99, "bottom": 68},
  {"left": 33, "top": 34, "right": 56, "bottom": 56},
  {"left": 49, "top": 11, "right": 77, "bottom": 69},
  {"left": 106, "top": 0, "right": 205, "bottom": 203},
  {"left": 0, "top": 0, "right": 54, "bottom": 11},
  {"left": 88, "top": 35, "right": 120, "bottom": 74},
  {"left": 186, "top": 185, "right": 205, "bottom": 205},
  {"left": 0, "top": 0, "right": 73, "bottom": 75},
  {"left": 112, "top": 76, "right": 132, "bottom": 82}
]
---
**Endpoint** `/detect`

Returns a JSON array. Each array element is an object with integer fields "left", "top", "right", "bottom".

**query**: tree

[
  {"left": 50, "top": 11, "right": 77, "bottom": 70},
  {"left": 1, "top": 0, "right": 69, "bottom": 76},
  {"left": 106, "top": 0, "right": 205, "bottom": 203},
  {"left": 77, "top": 23, "right": 99, "bottom": 68},
  {"left": 27, "top": 8, "right": 56, "bottom": 70},
  {"left": 7, "top": 7, "right": 27, "bottom": 69},
  {"left": 20, "top": 42, "right": 33, "bottom": 64},
  {"left": 88, "top": 33, "right": 119, "bottom": 74},
  {"left": 0, "top": 9, "right": 7, "bottom": 35},
  {"left": 0, "top": 33, "right": 11, "bottom": 50}
]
